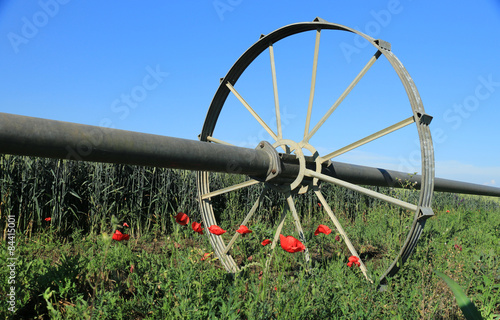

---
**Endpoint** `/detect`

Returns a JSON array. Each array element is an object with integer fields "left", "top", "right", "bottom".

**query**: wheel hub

[{"left": 257, "top": 139, "right": 326, "bottom": 194}]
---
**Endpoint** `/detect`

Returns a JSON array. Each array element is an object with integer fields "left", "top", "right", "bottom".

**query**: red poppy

[
  {"left": 314, "top": 224, "right": 332, "bottom": 236},
  {"left": 347, "top": 255, "right": 360, "bottom": 267},
  {"left": 318, "top": 202, "right": 322, "bottom": 207},
  {"left": 192, "top": 221, "right": 204, "bottom": 234},
  {"left": 175, "top": 212, "right": 189, "bottom": 226},
  {"left": 446, "top": 210, "right": 450, "bottom": 213},
  {"left": 44, "top": 217, "right": 51, "bottom": 222},
  {"left": 112, "top": 230, "right": 130, "bottom": 241},
  {"left": 123, "top": 222, "right": 130, "bottom": 227},
  {"left": 279, "top": 234, "right": 305, "bottom": 253},
  {"left": 208, "top": 225, "right": 226, "bottom": 235},
  {"left": 261, "top": 239, "right": 272, "bottom": 246},
  {"left": 236, "top": 225, "right": 252, "bottom": 234},
  {"left": 335, "top": 235, "right": 341, "bottom": 242},
  {"left": 201, "top": 253, "right": 211, "bottom": 261}
]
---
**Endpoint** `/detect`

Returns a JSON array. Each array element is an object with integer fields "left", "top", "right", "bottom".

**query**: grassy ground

[
  {"left": 1, "top": 200, "right": 499, "bottom": 319},
  {"left": 1, "top": 156, "right": 499, "bottom": 319}
]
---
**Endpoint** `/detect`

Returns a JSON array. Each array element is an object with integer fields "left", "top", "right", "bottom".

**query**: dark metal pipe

[
  {"left": 323, "top": 161, "right": 500, "bottom": 197},
  {"left": 1, "top": 112, "right": 500, "bottom": 197},
  {"left": 0, "top": 112, "right": 272, "bottom": 179}
]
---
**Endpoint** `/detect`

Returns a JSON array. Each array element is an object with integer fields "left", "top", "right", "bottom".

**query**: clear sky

[{"left": 1, "top": 1, "right": 500, "bottom": 187}]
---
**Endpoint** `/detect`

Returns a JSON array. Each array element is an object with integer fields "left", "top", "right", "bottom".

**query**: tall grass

[
  {"left": 0, "top": 155, "right": 201, "bottom": 238},
  {"left": 1, "top": 154, "right": 499, "bottom": 318},
  {"left": 0, "top": 155, "right": 390, "bottom": 239}
]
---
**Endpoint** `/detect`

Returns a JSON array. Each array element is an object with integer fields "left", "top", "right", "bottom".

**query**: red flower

[
  {"left": 347, "top": 255, "right": 360, "bottom": 267},
  {"left": 279, "top": 234, "right": 305, "bottom": 253},
  {"left": 175, "top": 212, "right": 189, "bottom": 226},
  {"left": 261, "top": 239, "right": 272, "bottom": 246},
  {"left": 446, "top": 210, "right": 450, "bottom": 213},
  {"left": 123, "top": 222, "right": 130, "bottom": 227},
  {"left": 318, "top": 202, "right": 322, "bottom": 207},
  {"left": 112, "top": 230, "right": 130, "bottom": 241},
  {"left": 44, "top": 217, "right": 51, "bottom": 222},
  {"left": 236, "top": 225, "right": 252, "bottom": 234},
  {"left": 314, "top": 224, "right": 332, "bottom": 236},
  {"left": 130, "top": 264, "right": 134, "bottom": 273},
  {"left": 335, "top": 235, "right": 341, "bottom": 242},
  {"left": 192, "top": 221, "right": 204, "bottom": 234},
  {"left": 201, "top": 253, "right": 211, "bottom": 261},
  {"left": 208, "top": 225, "right": 226, "bottom": 235},
  {"left": 454, "top": 244, "right": 462, "bottom": 251}
]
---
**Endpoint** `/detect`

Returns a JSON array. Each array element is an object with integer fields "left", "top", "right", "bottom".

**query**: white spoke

[
  {"left": 305, "top": 169, "right": 418, "bottom": 212},
  {"left": 304, "top": 29, "right": 321, "bottom": 139},
  {"left": 201, "top": 179, "right": 260, "bottom": 200},
  {"left": 303, "top": 50, "right": 382, "bottom": 143},
  {"left": 269, "top": 43, "right": 282, "bottom": 139},
  {"left": 315, "top": 189, "right": 372, "bottom": 282},
  {"left": 321, "top": 116, "right": 415, "bottom": 161},
  {"left": 207, "top": 136, "right": 234, "bottom": 146},
  {"left": 270, "top": 207, "right": 288, "bottom": 251},
  {"left": 286, "top": 194, "right": 310, "bottom": 264},
  {"left": 223, "top": 187, "right": 268, "bottom": 254},
  {"left": 226, "top": 82, "right": 278, "bottom": 141},
  {"left": 265, "top": 204, "right": 289, "bottom": 271}
]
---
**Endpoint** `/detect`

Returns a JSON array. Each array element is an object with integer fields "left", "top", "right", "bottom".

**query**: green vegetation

[
  {"left": 434, "top": 269, "right": 483, "bottom": 320},
  {"left": 1, "top": 155, "right": 499, "bottom": 319}
]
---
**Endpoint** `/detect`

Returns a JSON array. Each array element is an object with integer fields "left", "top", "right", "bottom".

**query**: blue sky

[{"left": 1, "top": 1, "right": 500, "bottom": 187}]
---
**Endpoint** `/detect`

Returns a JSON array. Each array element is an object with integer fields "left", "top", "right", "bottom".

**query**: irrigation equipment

[{"left": 1, "top": 18, "right": 499, "bottom": 284}]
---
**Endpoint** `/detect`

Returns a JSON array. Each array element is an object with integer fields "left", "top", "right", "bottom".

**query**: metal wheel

[{"left": 197, "top": 18, "right": 434, "bottom": 283}]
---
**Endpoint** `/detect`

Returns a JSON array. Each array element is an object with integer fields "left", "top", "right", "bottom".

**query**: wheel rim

[{"left": 197, "top": 18, "right": 434, "bottom": 283}]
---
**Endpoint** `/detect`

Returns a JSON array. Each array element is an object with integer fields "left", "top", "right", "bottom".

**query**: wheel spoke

[
  {"left": 223, "top": 186, "right": 269, "bottom": 255},
  {"left": 321, "top": 116, "right": 415, "bottom": 161},
  {"left": 304, "top": 29, "right": 321, "bottom": 139},
  {"left": 265, "top": 204, "right": 289, "bottom": 271},
  {"left": 314, "top": 188, "right": 372, "bottom": 282},
  {"left": 207, "top": 136, "right": 234, "bottom": 146},
  {"left": 269, "top": 43, "right": 282, "bottom": 139},
  {"left": 226, "top": 82, "right": 278, "bottom": 141},
  {"left": 270, "top": 207, "right": 288, "bottom": 251},
  {"left": 286, "top": 194, "right": 310, "bottom": 265},
  {"left": 305, "top": 169, "right": 418, "bottom": 212},
  {"left": 303, "top": 50, "right": 383, "bottom": 143},
  {"left": 201, "top": 179, "right": 260, "bottom": 200}
]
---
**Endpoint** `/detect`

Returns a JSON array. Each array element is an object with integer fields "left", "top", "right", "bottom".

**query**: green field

[{"left": 1, "top": 155, "right": 499, "bottom": 319}]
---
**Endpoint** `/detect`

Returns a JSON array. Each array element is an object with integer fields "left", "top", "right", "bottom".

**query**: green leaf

[
  {"left": 69, "top": 190, "right": 81, "bottom": 200},
  {"left": 434, "top": 269, "right": 483, "bottom": 320}
]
